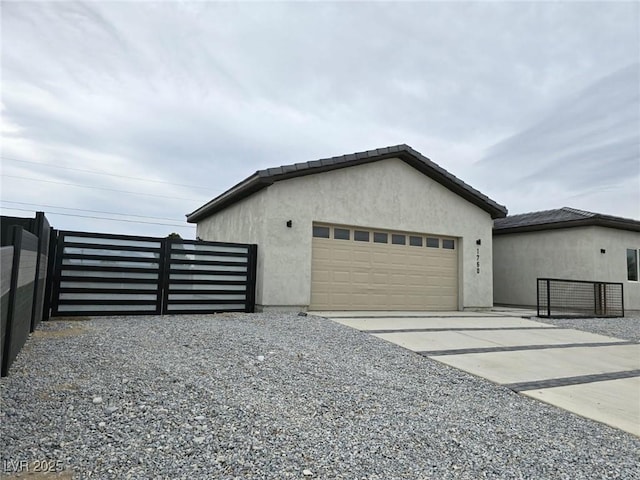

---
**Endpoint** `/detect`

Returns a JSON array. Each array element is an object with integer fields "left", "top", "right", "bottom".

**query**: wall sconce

[
  {"left": 476, "top": 239, "right": 481, "bottom": 246},
  {"left": 286, "top": 220, "right": 292, "bottom": 228},
  {"left": 600, "top": 248, "right": 606, "bottom": 254}
]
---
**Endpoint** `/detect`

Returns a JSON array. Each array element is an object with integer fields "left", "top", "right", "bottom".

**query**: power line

[
  {"left": 0, "top": 155, "right": 213, "bottom": 190},
  {"left": 1, "top": 200, "right": 188, "bottom": 222},
  {"left": 1, "top": 174, "right": 207, "bottom": 201},
  {"left": 0, "top": 206, "right": 196, "bottom": 228}
]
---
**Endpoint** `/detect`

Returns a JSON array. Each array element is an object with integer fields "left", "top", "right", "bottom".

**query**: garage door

[{"left": 310, "top": 224, "right": 458, "bottom": 311}]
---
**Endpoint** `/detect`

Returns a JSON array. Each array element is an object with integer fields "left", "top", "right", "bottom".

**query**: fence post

[
  {"left": 159, "top": 238, "right": 170, "bottom": 315},
  {"left": 546, "top": 279, "right": 551, "bottom": 318},
  {"left": 42, "top": 228, "right": 58, "bottom": 322}
]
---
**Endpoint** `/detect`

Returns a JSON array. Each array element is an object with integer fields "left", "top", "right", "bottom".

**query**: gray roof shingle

[
  {"left": 494, "top": 207, "right": 640, "bottom": 233},
  {"left": 187, "top": 144, "right": 508, "bottom": 222}
]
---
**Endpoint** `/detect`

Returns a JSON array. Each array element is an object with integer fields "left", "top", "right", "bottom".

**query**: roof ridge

[
  {"left": 561, "top": 206, "right": 596, "bottom": 218},
  {"left": 187, "top": 145, "right": 508, "bottom": 222}
]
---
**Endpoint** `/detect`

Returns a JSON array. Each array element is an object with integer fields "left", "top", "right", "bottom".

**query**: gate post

[{"left": 546, "top": 279, "right": 551, "bottom": 317}]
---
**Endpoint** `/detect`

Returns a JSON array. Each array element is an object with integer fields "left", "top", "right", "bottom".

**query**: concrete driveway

[{"left": 313, "top": 309, "right": 640, "bottom": 437}]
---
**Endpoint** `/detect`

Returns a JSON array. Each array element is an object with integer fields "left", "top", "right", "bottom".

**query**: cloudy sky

[{"left": 1, "top": 1, "right": 638, "bottom": 238}]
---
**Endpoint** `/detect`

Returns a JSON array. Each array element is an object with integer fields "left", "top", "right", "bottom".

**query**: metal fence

[
  {"left": 1, "top": 212, "right": 53, "bottom": 377},
  {"left": 51, "top": 231, "right": 257, "bottom": 316},
  {"left": 1, "top": 227, "right": 39, "bottom": 376},
  {"left": 537, "top": 278, "right": 624, "bottom": 318}
]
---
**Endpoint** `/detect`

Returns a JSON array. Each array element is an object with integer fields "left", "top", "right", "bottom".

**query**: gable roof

[
  {"left": 186, "top": 144, "right": 508, "bottom": 222},
  {"left": 493, "top": 207, "right": 640, "bottom": 234}
]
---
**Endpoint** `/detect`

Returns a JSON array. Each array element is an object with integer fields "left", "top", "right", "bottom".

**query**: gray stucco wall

[
  {"left": 493, "top": 226, "right": 640, "bottom": 311},
  {"left": 197, "top": 158, "right": 496, "bottom": 311}
]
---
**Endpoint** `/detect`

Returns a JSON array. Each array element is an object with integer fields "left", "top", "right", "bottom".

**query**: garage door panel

[{"left": 311, "top": 224, "right": 458, "bottom": 311}]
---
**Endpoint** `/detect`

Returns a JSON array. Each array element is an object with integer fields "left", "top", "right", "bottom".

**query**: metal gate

[
  {"left": 50, "top": 231, "right": 257, "bottom": 316},
  {"left": 537, "top": 278, "right": 624, "bottom": 318}
]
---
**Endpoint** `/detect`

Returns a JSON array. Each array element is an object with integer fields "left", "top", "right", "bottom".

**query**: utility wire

[
  {"left": 1, "top": 200, "right": 188, "bottom": 222},
  {"left": 0, "top": 206, "right": 195, "bottom": 228},
  {"left": 0, "top": 155, "right": 213, "bottom": 190},
  {"left": 1, "top": 174, "right": 207, "bottom": 201}
]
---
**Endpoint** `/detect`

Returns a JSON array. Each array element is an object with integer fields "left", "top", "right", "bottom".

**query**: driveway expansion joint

[
  {"left": 504, "top": 369, "right": 640, "bottom": 392},
  {"left": 419, "top": 341, "right": 635, "bottom": 357},
  {"left": 365, "top": 326, "right": 557, "bottom": 334}
]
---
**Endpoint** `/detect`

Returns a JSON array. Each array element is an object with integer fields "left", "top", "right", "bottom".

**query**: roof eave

[
  {"left": 186, "top": 173, "right": 268, "bottom": 223},
  {"left": 493, "top": 217, "right": 640, "bottom": 235},
  {"left": 187, "top": 145, "right": 508, "bottom": 222}
]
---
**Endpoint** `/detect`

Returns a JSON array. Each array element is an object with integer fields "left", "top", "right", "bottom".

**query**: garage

[
  {"left": 188, "top": 145, "right": 507, "bottom": 312},
  {"left": 311, "top": 224, "right": 458, "bottom": 310}
]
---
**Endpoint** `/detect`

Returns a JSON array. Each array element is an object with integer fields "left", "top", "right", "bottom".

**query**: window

[
  {"left": 373, "top": 232, "right": 388, "bottom": 243},
  {"left": 313, "top": 226, "right": 330, "bottom": 238},
  {"left": 392, "top": 234, "right": 406, "bottom": 245},
  {"left": 443, "top": 239, "right": 455, "bottom": 250},
  {"left": 354, "top": 230, "right": 369, "bottom": 242},
  {"left": 409, "top": 236, "right": 423, "bottom": 247},
  {"left": 628, "top": 249, "right": 639, "bottom": 281},
  {"left": 426, "top": 237, "right": 439, "bottom": 248},
  {"left": 334, "top": 228, "right": 350, "bottom": 240}
]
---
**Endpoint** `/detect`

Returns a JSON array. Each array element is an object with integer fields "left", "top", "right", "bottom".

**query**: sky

[{"left": 1, "top": 1, "right": 639, "bottom": 239}]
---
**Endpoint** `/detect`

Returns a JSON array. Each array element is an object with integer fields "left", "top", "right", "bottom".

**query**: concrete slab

[
  {"left": 522, "top": 377, "right": 640, "bottom": 437},
  {"left": 432, "top": 344, "right": 640, "bottom": 384},
  {"left": 374, "top": 328, "right": 624, "bottom": 353},
  {"left": 328, "top": 316, "right": 555, "bottom": 331}
]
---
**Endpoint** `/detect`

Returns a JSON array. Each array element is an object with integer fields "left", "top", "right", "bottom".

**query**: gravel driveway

[{"left": 1, "top": 313, "right": 639, "bottom": 479}]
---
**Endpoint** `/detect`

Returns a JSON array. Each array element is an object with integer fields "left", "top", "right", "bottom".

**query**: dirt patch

[
  {"left": 32, "top": 327, "right": 87, "bottom": 339},
  {"left": 46, "top": 316, "right": 92, "bottom": 322}
]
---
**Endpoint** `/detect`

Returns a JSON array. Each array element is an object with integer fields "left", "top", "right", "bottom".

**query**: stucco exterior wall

[
  {"left": 197, "top": 158, "right": 496, "bottom": 311},
  {"left": 195, "top": 188, "right": 268, "bottom": 306},
  {"left": 493, "top": 226, "right": 640, "bottom": 311}
]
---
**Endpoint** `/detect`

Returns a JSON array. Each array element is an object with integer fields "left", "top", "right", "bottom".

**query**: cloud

[
  {"left": 470, "top": 63, "right": 640, "bottom": 219},
  {"left": 1, "top": 1, "right": 638, "bottom": 235}
]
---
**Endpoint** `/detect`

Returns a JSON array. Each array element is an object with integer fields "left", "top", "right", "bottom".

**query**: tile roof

[
  {"left": 187, "top": 144, "right": 508, "bottom": 222},
  {"left": 493, "top": 207, "right": 640, "bottom": 234}
]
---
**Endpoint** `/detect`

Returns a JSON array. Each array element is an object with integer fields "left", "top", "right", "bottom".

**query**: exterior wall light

[
  {"left": 476, "top": 239, "right": 481, "bottom": 245},
  {"left": 286, "top": 220, "right": 292, "bottom": 228},
  {"left": 600, "top": 249, "right": 606, "bottom": 254}
]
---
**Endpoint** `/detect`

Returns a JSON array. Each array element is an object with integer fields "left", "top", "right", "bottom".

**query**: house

[
  {"left": 187, "top": 145, "right": 507, "bottom": 312},
  {"left": 493, "top": 207, "right": 640, "bottom": 312}
]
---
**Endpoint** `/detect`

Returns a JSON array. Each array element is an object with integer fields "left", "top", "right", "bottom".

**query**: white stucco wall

[
  {"left": 493, "top": 226, "right": 640, "bottom": 311},
  {"left": 197, "top": 158, "right": 496, "bottom": 311}
]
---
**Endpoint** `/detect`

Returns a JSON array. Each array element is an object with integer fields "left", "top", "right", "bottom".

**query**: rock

[
  {"left": 105, "top": 406, "right": 119, "bottom": 414},
  {"left": 193, "top": 436, "right": 206, "bottom": 444},
  {"left": 303, "top": 469, "right": 313, "bottom": 476},
  {"left": 194, "top": 415, "right": 205, "bottom": 421},
  {"left": 257, "top": 355, "right": 265, "bottom": 362},
  {"left": 92, "top": 396, "right": 103, "bottom": 404},
  {"left": 98, "top": 422, "right": 106, "bottom": 428}
]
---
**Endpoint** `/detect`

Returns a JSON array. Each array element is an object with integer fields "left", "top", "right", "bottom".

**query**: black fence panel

[
  {"left": 537, "top": 278, "right": 624, "bottom": 318},
  {"left": 1, "top": 227, "right": 38, "bottom": 376},
  {"left": 1, "top": 212, "right": 52, "bottom": 329},
  {"left": 50, "top": 231, "right": 258, "bottom": 316},
  {"left": 163, "top": 239, "right": 257, "bottom": 314},
  {"left": 51, "top": 231, "right": 165, "bottom": 316}
]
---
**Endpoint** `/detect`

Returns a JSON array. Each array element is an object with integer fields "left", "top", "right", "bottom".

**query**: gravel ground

[
  {"left": 537, "top": 315, "right": 640, "bottom": 342},
  {"left": 1, "top": 313, "right": 639, "bottom": 480}
]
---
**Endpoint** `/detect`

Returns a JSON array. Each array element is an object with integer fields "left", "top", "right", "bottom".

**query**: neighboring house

[
  {"left": 187, "top": 145, "right": 507, "bottom": 312},
  {"left": 493, "top": 207, "right": 640, "bottom": 312}
]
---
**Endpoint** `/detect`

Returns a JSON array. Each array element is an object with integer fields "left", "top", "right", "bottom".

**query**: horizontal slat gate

[
  {"left": 51, "top": 231, "right": 164, "bottom": 316},
  {"left": 163, "top": 240, "right": 257, "bottom": 314},
  {"left": 51, "top": 231, "right": 257, "bottom": 316}
]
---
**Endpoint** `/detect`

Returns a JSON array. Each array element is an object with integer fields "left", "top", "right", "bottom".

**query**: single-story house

[
  {"left": 187, "top": 145, "right": 507, "bottom": 312},
  {"left": 493, "top": 207, "right": 640, "bottom": 312}
]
